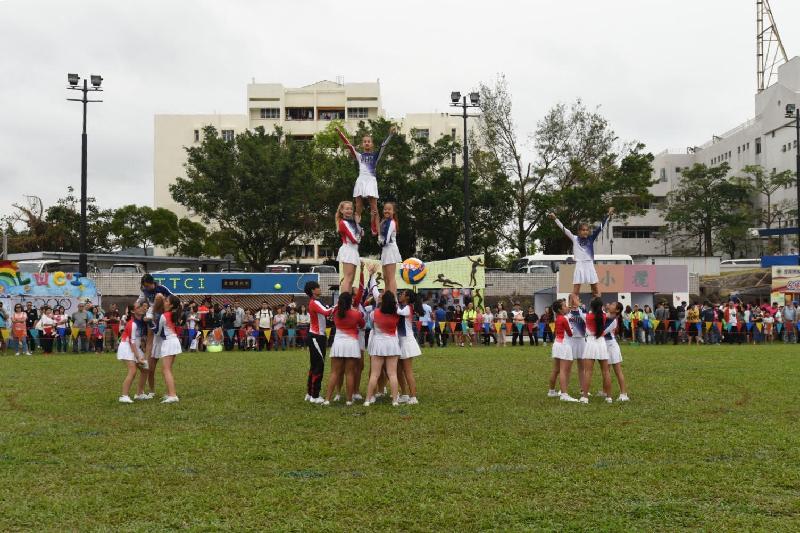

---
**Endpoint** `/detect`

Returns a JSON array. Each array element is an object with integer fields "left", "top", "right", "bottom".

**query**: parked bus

[{"left": 512, "top": 254, "right": 634, "bottom": 274}]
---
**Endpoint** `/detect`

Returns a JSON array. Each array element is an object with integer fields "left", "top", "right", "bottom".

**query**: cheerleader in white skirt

[
  {"left": 548, "top": 300, "right": 579, "bottom": 402},
  {"left": 604, "top": 302, "right": 630, "bottom": 402},
  {"left": 336, "top": 201, "right": 362, "bottom": 295},
  {"left": 548, "top": 207, "right": 614, "bottom": 299},
  {"left": 581, "top": 297, "right": 613, "bottom": 404},
  {"left": 155, "top": 295, "right": 183, "bottom": 404},
  {"left": 336, "top": 125, "right": 395, "bottom": 236},
  {"left": 563, "top": 295, "right": 588, "bottom": 396},
  {"left": 324, "top": 291, "right": 366, "bottom": 406},
  {"left": 397, "top": 290, "right": 422, "bottom": 405},
  {"left": 117, "top": 305, "right": 146, "bottom": 404},
  {"left": 364, "top": 290, "right": 402, "bottom": 407},
  {"left": 379, "top": 202, "right": 403, "bottom": 296}
]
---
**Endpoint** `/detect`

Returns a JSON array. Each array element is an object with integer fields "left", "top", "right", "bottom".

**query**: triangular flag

[
  {"left": 549, "top": 322, "right": 556, "bottom": 333},
  {"left": 538, "top": 323, "right": 545, "bottom": 335},
  {"left": 651, "top": 320, "right": 660, "bottom": 330},
  {"left": 506, "top": 322, "right": 513, "bottom": 334},
  {"left": 756, "top": 323, "right": 763, "bottom": 332},
  {"left": 746, "top": 323, "right": 753, "bottom": 332},
  {"left": 71, "top": 327, "right": 80, "bottom": 339},
  {"left": 438, "top": 322, "right": 445, "bottom": 333},
  {"left": 736, "top": 323, "right": 743, "bottom": 332},
  {"left": 696, "top": 322, "right": 702, "bottom": 332},
  {"left": 705, "top": 322, "right": 712, "bottom": 332},
  {"left": 203, "top": 330, "right": 211, "bottom": 339},
  {"left": 449, "top": 322, "right": 457, "bottom": 333},
  {"left": 777, "top": 323, "right": 783, "bottom": 333},
  {"left": 324, "top": 327, "right": 331, "bottom": 338},
  {"left": 461, "top": 320, "right": 468, "bottom": 331},
  {"left": 226, "top": 329, "right": 236, "bottom": 339},
  {"left": 524, "top": 323, "right": 532, "bottom": 333},
  {"left": 494, "top": 322, "right": 501, "bottom": 333},
  {"left": 265, "top": 329, "right": 273, "bottom": 341}
]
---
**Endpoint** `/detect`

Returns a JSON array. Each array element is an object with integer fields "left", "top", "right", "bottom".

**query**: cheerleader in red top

[
  {"left": 379, "top": 202, "right": 402, "bottom": 296},
  {"left": 548, "top": 300, "right": 579, "bottom": 402},
  {"left": 116, "top": 303, "right": 146, "bottom": 404},
  {"left": 324, "top": 291, "right": 366, "bottom": 406},
  {"left": 336, "top": 200, "right": 362, "bottom": 295},
  {"left": 364, "top": 289, "right": 402, "bottom": 406},
  {"left": 155, "top": 295, "right": 183, "bottom": 404},
  {"left": 581, "top": 297, "right": 612, "bottom": 404}
]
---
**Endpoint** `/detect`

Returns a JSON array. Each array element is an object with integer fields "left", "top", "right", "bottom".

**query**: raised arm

[
  {"left": 591, "top": 207, "right": 614, "bottom": 242},
  {"left": 548, "top": 213, "right": 575, "bottom": 241},
  {"left": 561, "top": 316, "right": 573, "bottom": 337},
  {"left": 375, "top": 127, "right": 395, "bottom": 165},
  {"left": 338, "top": 219, "right": 362, "bottom": 244},
  {"left": 335, "top": 126, "right": 358, "bottom": 160}
]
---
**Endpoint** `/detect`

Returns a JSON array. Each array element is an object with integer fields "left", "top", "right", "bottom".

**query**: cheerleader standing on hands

[
  {"left": 335, "top": 125, "right": 395, "bottom": 236},
  {"left": 548, "top": 207, "right": 613, "bottom": 298},
  {"left": 336, "top": 200, "right": 362, "bottom": 295},
  {"left": 379, "top": 202, "right": 402, "bottom": 296}
]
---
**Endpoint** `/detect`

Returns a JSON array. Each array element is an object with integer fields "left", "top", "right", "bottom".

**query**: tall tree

[
  {"left": 110, "top": 205, "right": 178, "bottom": 255},
  {"left": 171, "top": 126, "right": 329, "bottom": 271},
  {"left": 660, "top": 163, "right": 752, "bottom": 256},
  {"left": 739, "top": 165, "right": 794, "bottom": 252}
]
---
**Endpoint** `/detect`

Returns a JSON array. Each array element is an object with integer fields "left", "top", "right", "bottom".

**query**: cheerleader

[
  {"left": 335, "top": 200, "right": 362, "bottom": 295},
  {"left": 548, "top": 300, "right": 579, "bottom": 402},
  {"left": 305, "top": 280, "right": 333, "bottom": 404},
  {"left": 324, "top": 291, "right": 365, "bottom": 406},
  {"left": 117, "top": 304, "right": 147, "bottom": 404},
  {"left": 364, "top": 289, "right": 402, "bottom": 406},
  {"left": 603, "top": 302, "right": 630, "bottom": 402},
  {"left": 548, "top": 207, "right": 614, "bottom": 298},
  {"left": 397, "top": 290, "right": 423, "bottom": 405},
  {"left": 581, "top": 297, "right": 612, "bottom": 404},
  {"left": 564, "top": 294, "right": 588, "bottom": 397},
  {"left": 336, "top": 125, "right": 395, "bottom": 236},
  {"left": 379, "top": 202, "right": 402, "bottom": 295},
  {"left": 155, "top": 295, "right": 183, "bottom": 404}
]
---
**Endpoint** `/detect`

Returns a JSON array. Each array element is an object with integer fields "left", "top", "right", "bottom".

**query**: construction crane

[{"left": 757, "top": 0, "right": 789, "bottom": 92}]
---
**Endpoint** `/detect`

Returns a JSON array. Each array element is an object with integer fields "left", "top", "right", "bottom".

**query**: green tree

[
  {"left": 171, "top": 126, "right": 329, "bottom": 271},
  {"left": 660, "top": 163, "right": 753, "bottom": 256},
  {"left": 739, "top": 165, "right": 794, "bottom": 252},
  {"left": 174, "top": 218, "right": 208, "bottom": 257},
  {"left": 110, "top": 205, "right": 178, "bottom": 255}
]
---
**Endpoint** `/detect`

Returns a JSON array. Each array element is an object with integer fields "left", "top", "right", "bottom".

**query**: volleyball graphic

[{"left": 400, "top": 257, "right": 428, "bottom": 285}]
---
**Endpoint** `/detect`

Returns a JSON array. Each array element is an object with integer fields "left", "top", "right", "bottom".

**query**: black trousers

[{"left": 307, "top": 333, "right": 326, "bottom": 398}]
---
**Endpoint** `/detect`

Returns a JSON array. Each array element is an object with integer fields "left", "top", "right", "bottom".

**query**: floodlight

[
  {"left": 68, "top": 73, "right": 80, "bottom": 86},
  {"left": 450, "top": 91, "right": 461, "bottom": 104},
  {"left": 469, "top": 92, "right": 480, "bottom": 105},
  {"left": 90, "top": 75, "right": 103, "bottom": 87}
]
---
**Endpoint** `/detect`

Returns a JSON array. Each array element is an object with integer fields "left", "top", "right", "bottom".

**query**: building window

[
  {"left": 659, "top": 168, "right": 667, "bottom": 182},
  {"left": 259, "top": 108, "right": 280, "bottom": 119},
  {"left": 347, "top": 107, "right": 369, "bottom": 119},
  {"left": 221, "top": 130, "right": 235, "bottom": 142},
  {"left": 286, "top": 107, "right": 314, "bottom": 121},
  {"left": 413, "top": 129, "right": 430, "bottom": 141},
  {"left": 318, "top": 109, "right": 345, "bottom": 120},
  {"left": 612, "top": 226, "right": 662, "bottom": 239},
  {"left": 756, "top": 137, "right": 762, "bottom": 154},
  {"left": 193, "top": 129, "right": 200, "bottom": 142},
  {"left": 674, "top": 167, "right": 681, "bottom": 173}
]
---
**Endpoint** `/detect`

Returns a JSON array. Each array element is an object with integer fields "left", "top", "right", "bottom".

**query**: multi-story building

[
  {"left": 597, "top": 57, "right": 800, "bottom": 258},
  {"left": 154, "top": 80, "right": 472, "bottom": 262}
]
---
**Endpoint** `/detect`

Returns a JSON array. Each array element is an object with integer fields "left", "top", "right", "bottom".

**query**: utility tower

[{"left": 757, "top": 0, "right": 788, "bottom": 92}]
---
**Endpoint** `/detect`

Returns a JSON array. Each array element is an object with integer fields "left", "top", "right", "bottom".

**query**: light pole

[
  {"left": 67, "top": 74, "right": 103, "bottom": 277},
  {"left": 776, "top": 212, "right": 784, "bottom": 254},
  {"left": 449, "top": 91, "right": 480, "bottom": 255},
  {"left": 610, "top": 239, "right": 615, "bottom": 254},
  {"left": 785, "top": 104, "right": 800, "bottom": 264}
]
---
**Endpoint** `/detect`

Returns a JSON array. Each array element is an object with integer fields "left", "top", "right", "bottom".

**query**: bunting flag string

[
  {"left": 70, "top": 327, "right": 80, "bottom": 339},
  {"left": 0, "top": 328, "right": 9, "bottom": 341},
  {"left": 449, "top": 322, "right": 457, "bottom": 333},
  {"left": 548, "top": 323, "right": 556, "bottom": 333},
  {"left": 505, "top": 322, "right": 513, "bottom": 334},
  {"left": 494, "top": 322, "right": 502, "bottom": 334},
  {"left": 704, "top": 322, "right": 712, "bottom": 332},
  {"left": 696, "top": 322, "right": 702, "bottom": 333},
  {"left": 265, "top": 329, "right": 273, "bottom": 342},
  {"left": 438, "top": 322, "right": 446, "bottom": 333},
  {"left": 202, "top": 330, "right": 211, "bottom": 339},
  {"left": 736, "top": 323, "right": 743, "bottom": 332},
  {"left": 538, "top": 323, "right": 545, "bottom": 336},
  {"left": 517, "top": 323, "right": 525, "bottom": 333},
  {"left": 525, "top": 323, "right": 533, "bottom": 333},
  {"left": 651, "top": 320, "right": 660, "bottom": 331},
  {"left": 776, "top": 323, "right": 783, "bottom": 333},
  {"left": 756, "top": 323, "right": 763, "bottom": 332}
]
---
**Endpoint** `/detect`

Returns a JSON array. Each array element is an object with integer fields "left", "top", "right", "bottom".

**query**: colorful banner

[
  {"left": 558, "top": 264, "right": 688, "bottom": 294},
  {"left": 772, "top": 266, "right": 800, "bottom": 295},
  {"left": 0, "top": 261, "right": 96, "bottom": 298},
  {"left": 344, "top": 255, "right": 485, "bottom": 291},
  {"left": 149, "top": 273, "right": 318, "bottom": 295}
]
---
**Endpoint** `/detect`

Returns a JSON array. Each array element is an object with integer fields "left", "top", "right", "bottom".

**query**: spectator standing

[{"left": 71, "top": 303, "right": 89, "bottom": 353}]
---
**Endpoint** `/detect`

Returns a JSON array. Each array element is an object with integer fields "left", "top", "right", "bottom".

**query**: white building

[
  {"left": 154, "top": 80, "right": 469, "bottom": 262},
  {"left": 597, "top": 57, "right": 800, "bottom": 259}
]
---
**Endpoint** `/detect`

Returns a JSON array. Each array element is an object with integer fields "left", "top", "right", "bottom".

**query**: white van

[
  {"left": 512, "top": 254, "right": 634, "bottom": 273},
  {"left": 720, "top": 258, "right": 762, "bottom": 269}
]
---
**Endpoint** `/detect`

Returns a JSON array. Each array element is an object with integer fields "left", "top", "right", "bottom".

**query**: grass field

[{"left": 1, "top": 343, "right": 799, "bottom": 531}]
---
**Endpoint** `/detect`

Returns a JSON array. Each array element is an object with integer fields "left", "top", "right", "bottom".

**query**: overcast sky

[{"left": 1, "top": 0, "right": 799, "bottom": 218}]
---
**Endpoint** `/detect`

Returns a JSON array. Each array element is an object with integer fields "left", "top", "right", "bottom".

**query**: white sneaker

[
  {"left": 25, "top": 351, "right": 32, "bottom": 356},
  {"left": 392, "top": 400, "right": 400, "bottom": 407},
  {"left": 133, "top": 394, "right": 149, "bottom": 401},
  {"left": 15, "top": 352, "right": 20, "bottom": 356},
  {"left": 310, "top": 397, "right": 325, "bottom": 405},
  {"left": 375, "top": 392, "right": 384, "bottom": 400},
  {"left": 560, "top": 393, "right": 579, "bottom": 402},
  {"left": 547, "top": 389, "right": 560, "bottom": 398},
  {"left": 363, "top": 400, "right": 371, "bottom": 407},
  {"left": 145, "top": 392, "right": 155, "bottom": 400},
  {"left": 398, "top": 394, "right": 410, "bottom": 404},
  {"left": 333, "top": 394, "right": 341, "bottom": 402},
  {"left": 596, "top": 391, "right": 608, "bottom": 398},
  {"left": 605, "top": 397, "right": 613, "bottom": 404},
  {"left": 352, "top": 393, "right": 363, "bottom": 401},
  {"left": 322, "top": 400, "right": 330, "bottom": 406},
  {"left": 618, "top": 394, "right": 630, "bottom": 402},
  {"left": 118, "top": 395, "right": 133, "bottom": 404},
  {"left": 345, "top": 401, "right": 353, "bottom": 406},
  {"left": 304, "top": 394, "right": 312, "bottom": 402},
  {"left": 407, "top": 397, "right": 419, "bottom": 405},
  {"left": 579, "top": 397, "right": 589, "bottom": 404},
  {"left": 161, "top": 396, "right": 180, "bottom": 404}
]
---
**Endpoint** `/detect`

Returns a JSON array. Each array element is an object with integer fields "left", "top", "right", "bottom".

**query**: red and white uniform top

[
  {"left": 159, "top": 311, "right": 179, "bottom": 339},
  {"left": 334, "top": 309, "right": 366, "bottom": 340},
  {"left": 372, "top": 309, "right": 398, "bottom": 337},
  {"left": 338, "top": 219, "right": 362, "bottom": 245},
  {"left": 397, "top": 304, "right": 415, "bottom": 337},
  {"left": 603, "top": 317, "right": 619, "bottom": 342},
  {"left": 585, "top": 312, "right": 607, "bottom": 338},
  {"left": 309, "top": 298, "right": 333, "bottom": 336},
  {"left": 120, "top": 319, "right": 141, "bottom": 345},
  {"left": 554, "top": 314, "right": 573, "bottom": 342}
]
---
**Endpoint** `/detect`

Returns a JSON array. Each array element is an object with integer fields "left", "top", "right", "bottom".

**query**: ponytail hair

[
  {"left": 552, "top": 300, "right": 564, "bottom": 314},
  {"left": 613, "top": 302, "right": 624, "bottom": 336},
  {"left": 405, "top": 289, "right": 423, "bottom": 316},
  {"left": 590, "top": 297, "right": 604, "bottom": 338},
  {"left": 380, "top": 290, "right": 397, "bottom": 315},
  {"left": 168, "top": 295, "right": 183, "bottom": 325},
  {"left": 337, "top": 291, "right": 352, "bottom": 319}
]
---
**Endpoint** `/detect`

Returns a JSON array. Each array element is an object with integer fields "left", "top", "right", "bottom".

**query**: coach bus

[{"left": 512, "top": 254, "right": 634, "bottom": 274}]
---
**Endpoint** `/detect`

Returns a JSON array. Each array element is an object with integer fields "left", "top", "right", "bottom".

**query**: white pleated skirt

[
  {"left": 117, "top": 342, "right": 136, "bottom": 361},
  {"left": 157, "top": 335, "right": 182, "bottom": 359},
  {"left": 573, "top": 260, "right": 599, "bottom": 285},
  {"left": 353, "top": 173, "right": 379, "bottom": 198},
  {"left": 337, "top": 243, "right": 360, "bottom": 266},
  {"left": 584, "top": 335, "right": 608, "bottom": 360},
  {"left": 381, "top": 243, "right": 402, "bottom": 265},
  {"left": 551, "top": 341, "right": 573, "bottom": 361},
  {"left": 565, "top": 337, "right": 586, "bottom": 360},
  {"left": 368, "top": 331, "right": 400, "bottom": 357},
  {"left": 399, "top": 334, "right": 421, "bottom": 359},
  {"left": 331, "top": 334, "right": 361, "bottom": 358},
  {"left": 606, "top": 339, "right": 622, "bottom": 365}
]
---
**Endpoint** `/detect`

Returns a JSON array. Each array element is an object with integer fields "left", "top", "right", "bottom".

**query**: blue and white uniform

[
  {"left": 379, "top": 218, "right": 402, "bottom": 265},
  {"left": 336, "top": 218, "right": 362, "bottom": 266},
  {"left": 156, "top": 311, "right": 182, "bottom": 359},
  {"left": 397, "top": 305, "right": 422, "bottom": 359},
  {"left": 565, "top": 308, "right": 587, "bottom": 360},
  {"left": 554, "top": 216, "right": 609, "bottom": 285},
  {"left": 338, "top": 129, "right": 393, "bottom": 199},
  {"left": 604, "top": 318, "right": 622, "bottom": 365}
]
